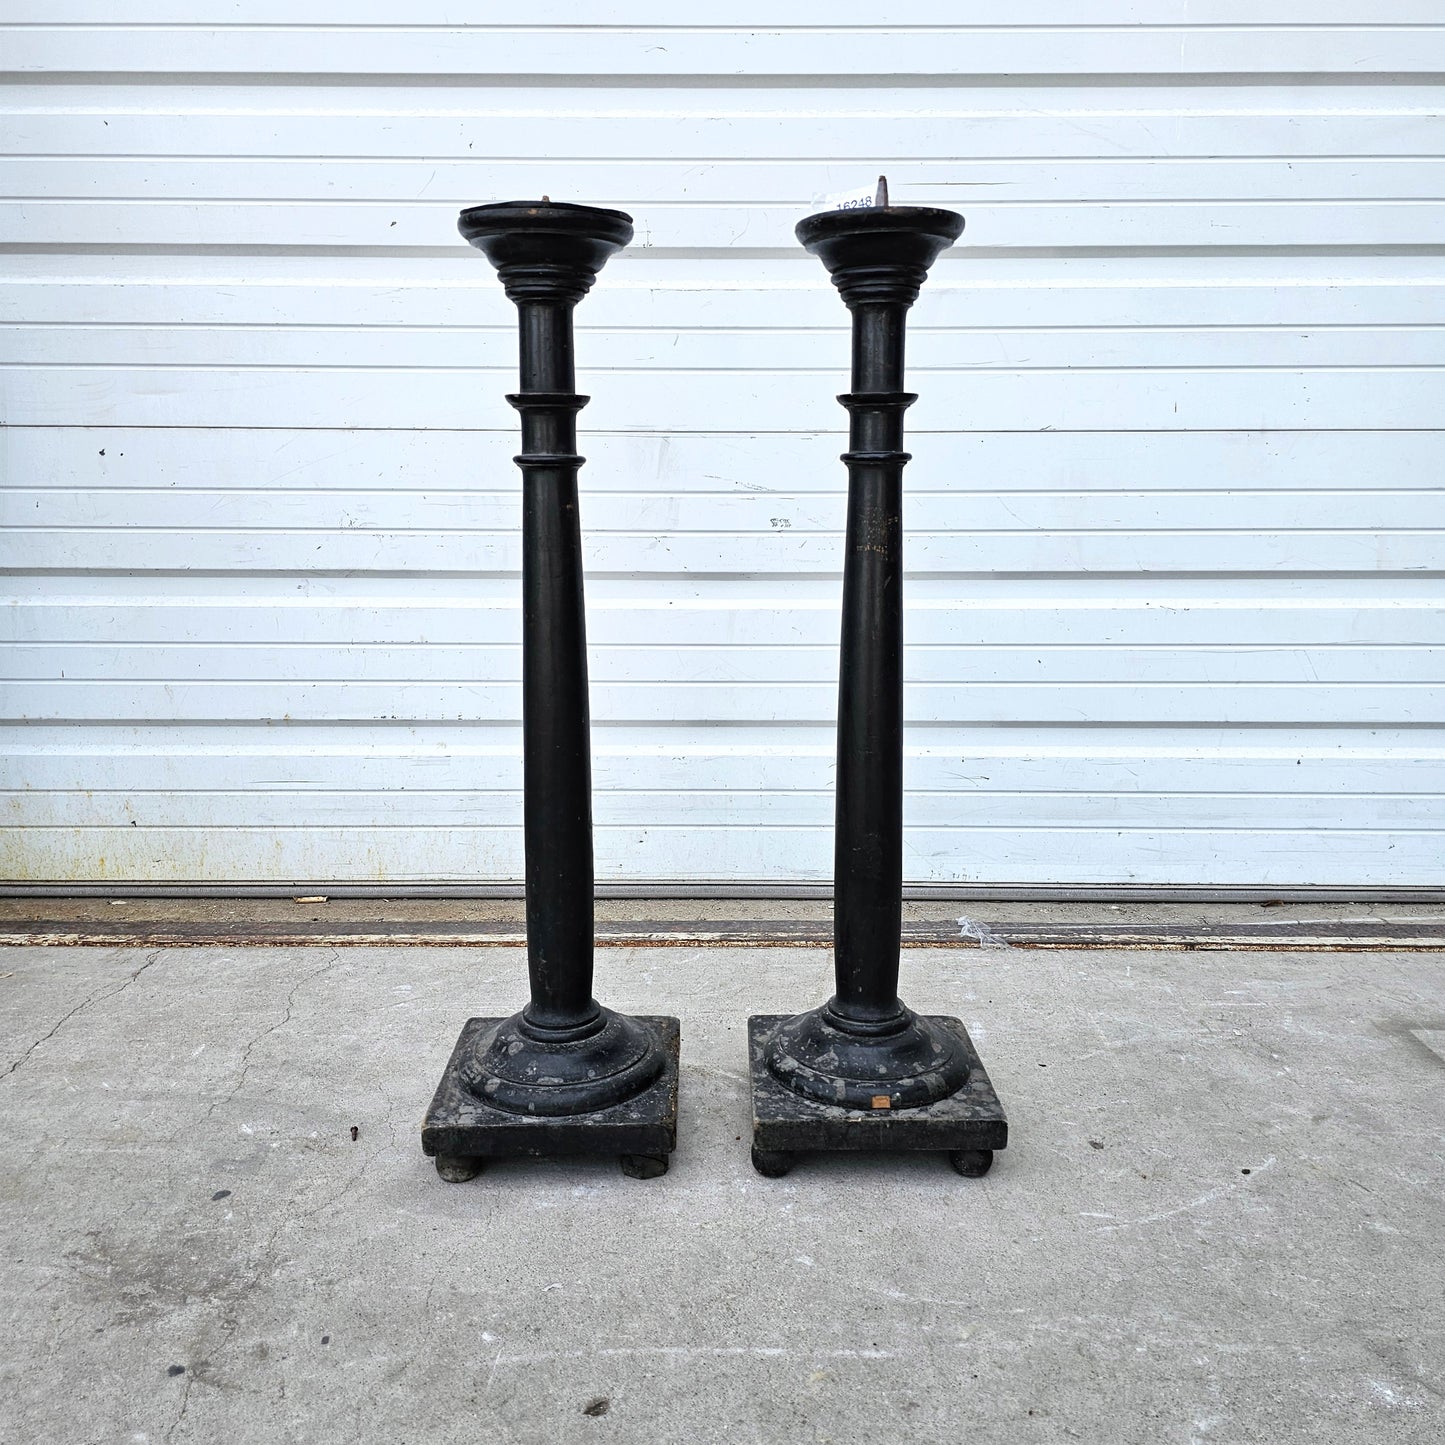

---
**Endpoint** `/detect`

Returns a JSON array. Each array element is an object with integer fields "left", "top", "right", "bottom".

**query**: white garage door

[{"left": 2, "top": 2, "right": 1442, "bottom": 889}]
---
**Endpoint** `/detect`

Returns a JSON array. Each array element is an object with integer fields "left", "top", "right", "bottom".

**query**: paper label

[{"left": 813, "top": 184, "right": 881, "bottom": 212}]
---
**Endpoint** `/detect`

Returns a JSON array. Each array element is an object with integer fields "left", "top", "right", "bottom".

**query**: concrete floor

[{"left": 1, "top": 941, "right": 1441, "bottom": 1443}]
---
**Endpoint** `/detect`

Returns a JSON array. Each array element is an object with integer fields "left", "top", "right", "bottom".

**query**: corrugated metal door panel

[{"left": 3, "top": 4, "right": 1441, "bottom": 887}]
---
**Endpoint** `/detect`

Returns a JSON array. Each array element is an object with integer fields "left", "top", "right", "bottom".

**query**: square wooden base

[
  {"left": 421, "top": 1016, "right": 679, "bottom": 1174},
  {"left": 749, "top": 1013, "right": 1007, "bottom": 1162}
]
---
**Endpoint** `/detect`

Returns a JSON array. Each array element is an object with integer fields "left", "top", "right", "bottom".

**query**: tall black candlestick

[
  {"left": 422, "top": 201, "right": 679, "bottom": 1181},
  {"left": 749, "top": 199, "right": 1009, "bottom": 1178}
]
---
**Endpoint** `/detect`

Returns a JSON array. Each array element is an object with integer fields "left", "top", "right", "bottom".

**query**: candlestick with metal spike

[{"left": 748, "top": 183, "right": 1008, "bottom": 1177}]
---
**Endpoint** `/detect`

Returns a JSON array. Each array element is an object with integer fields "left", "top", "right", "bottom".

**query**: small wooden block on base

[
  {"left": 748, "top": 1014, "right": 1007, "bottom": 1173},
  {"left": 422, "top": 1016, "right": 679, "bottom": 1176}
]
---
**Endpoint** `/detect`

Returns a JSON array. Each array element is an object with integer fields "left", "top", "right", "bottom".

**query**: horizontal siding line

[
  {"left": 12, "top": 323, "right": 1445, "bottom": 335},
  {"left": 4, "top": 566, "right": 1440, "bottom": 590},
  {"left": 3, "top": 118, "right": 1440, "bottom": 130},
  {"left": 14, "top": 197, "right": 1445, "bottom": 209},
  {"left": 14, "top": 642, "right": 1438, "bottom": 653},
  {"left": 10, "top": 733, "right": 1433, "bottom": 747},
  {"left": 11, "top": 362, "right": 1445, "bottom": 374},
  {"left": 7, "top": 427, "right": 1445, "bottom": 437},
  {"left": 14, "top": 601, "right": 1437, "bottom": 614},
  {"left": 13, "top": 617, "right": 1442, "bottom": 628},
  {"left": 15, "top": 750, "right": 1424, "bottom": 758},
  {"left": 7, "top": 823, "right": 1439, "bottom": 836},
  {"left": 10, "top": 754, "right": 1437, "bottom": 764},
  {"left": 10, "top": 111, "right": 1437, "bottom": 123},
  {"left": 11, "top": 717, "right": 1444, "bottom": 731},
  {"left": 8, "top": 569, "right": 1444, "bottom": 582},
  {"left": 12, "top": 580, "right": 1438, "bottom": 592},
  {"left": 6, "top": 244, "right": 1445, "bottom": 261},
  {"left": 7, "top": 279, "right": 1442, "bottom": 295},
  {"left": 7, "top": 70, "right": 1445, "bottom": 87},
  {"left": 16, "top": 485, "right": 1442, "bottom": 497},
  {"left": 12, "top": 525, "right": 1445, "bottom": 537},
  {"left": 13, "top": 788, "right": 1442, "bottom": 800},
  {"left": 19, "top": 669, "right": 1443, "bottom": 685},
  {"left": 10, "top": 823, "right": 1438, "bottom": 838},
  {"left": 8, "top": 153, "right": 1444, "bottom": 167},
  {"left": 6, "top": 23, "right": 1445, "bottom": 36},
  {"left": 6, "top": 74, "right": 1445, "bottom": 92},
  {"left": 18, "top": 690, "right": 1445, "bottom": 708},
  {"left": 8, "top": 21, "right": 1445, "bottom": 32},
  {"left": 7, "top": 153, "right": 1442, "bottom": 165},
  {"left": 4, "top": 425, "right": 1440, "bottom": 436},
  {"left": 14, "top": 679, "right": 1444, "bottom": 691},
  {"left": 12, "top": 324, "right": 1445, "bottom": 336}
]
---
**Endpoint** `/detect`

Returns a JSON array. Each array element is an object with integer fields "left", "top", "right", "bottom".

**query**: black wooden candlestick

[
  {"left": 749, "top": 198, "right": 1008, "bottom": 1178},
  {"left": 422, "top": 201, "right": 679, "bottom": 1181}
]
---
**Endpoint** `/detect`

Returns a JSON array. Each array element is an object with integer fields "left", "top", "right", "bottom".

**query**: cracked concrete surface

[{"left": 1, "top": 943, "right": 1442, "bottom": 1444}]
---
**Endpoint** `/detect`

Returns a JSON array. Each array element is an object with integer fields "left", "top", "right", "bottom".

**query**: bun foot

[
  {"left": 751, "top": 1146, "right": 797, "bottom": 1178},
  {"left": 949, "top": 1148, "right": 994, "bottom": 1178},
  {"left": 621, "top": 1153, "right": 669, "bottom": 1180},
  {"left": 435, "top": 1154, "right": 483, "bottom": 1183}
]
